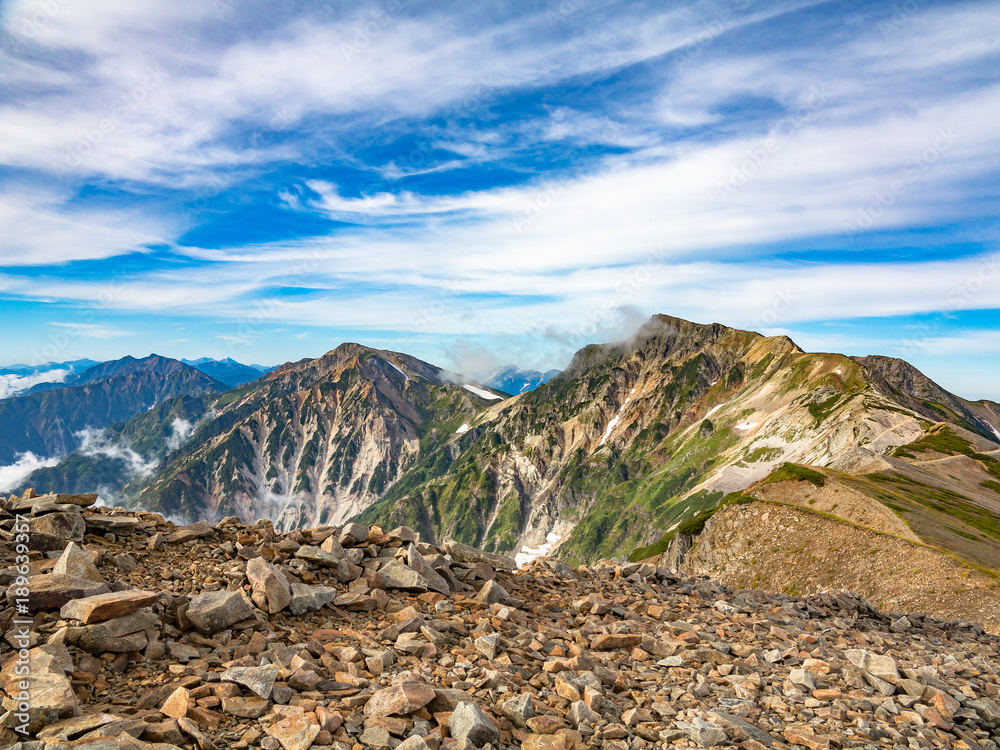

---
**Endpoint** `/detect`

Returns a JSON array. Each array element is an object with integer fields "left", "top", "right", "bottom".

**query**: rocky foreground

[{"left": 1, "top": 492, "right": 999, "bottom": 750}]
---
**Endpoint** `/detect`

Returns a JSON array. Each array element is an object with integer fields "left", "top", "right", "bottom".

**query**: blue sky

[{"left": 1, "top": 0, "right": 999, "bottom": 397}]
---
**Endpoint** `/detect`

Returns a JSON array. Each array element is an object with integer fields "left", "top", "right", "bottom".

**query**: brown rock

[{"left": 60, "top": 590, "right": 159, "bottom": 623}]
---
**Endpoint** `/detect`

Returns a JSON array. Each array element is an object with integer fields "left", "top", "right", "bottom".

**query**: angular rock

[
  {"left": 379, "top": 562, "right": 430, "bottom": 592},
  {"left": 164, "top": 519, "right": 215, "bottom": 543},
  {"left": 246, "top": 556, "right": 292, "bottom": 614},
  {"left": 265, "top": 715, "right": 320, "bottom": 750},
  {"left": 221, "top": 695, "right": 270, "bottom": 718},
  {"left": 363, "top": 683, "right": 436, "bottom": 717},
  {"left": 66, "top": 609, "right": 159, "bottom": 653},
  {"left": 288, "top": 581, "right": 339, "bottom": 615},
  {"left": 60, "top": 590, "right": 159, "bottom": 623},
  {"left": 444, "top": 539, "right": 516, "bottom": 571},
  {"left": 407, "top": 544, "right": 450, "bottom": 595},
  {"left": 502, "top": 692, "right": 534, "bottom": 728},
  {"left": 7, "top": 574, "right": 109, "bottom": 611},
  {"left": 160, "top": 686, "right": 191, "bottom": 719},
  {"left": 31, "top": 511, "right": 86, "bottom": 542},
  {"left": 449, "top": 701, "right": 500, "bottom": 747},
  {"left": 339, "top": 522, "right": 369, "bottom": 546},
  {"left": 82, "top": 514, "right": 140, "bottom": 534},
  {"left": 221, "top": 664, "right": 280, "bottom": 699},
  {"left": 186, "top": 589, "right": 255, "bottom": 634},
  {"left": 51, "top": 541, "right": 102, "bottom": 583},
  {"left": 475, "top": 579, "right": 508, "bottom": 605}
]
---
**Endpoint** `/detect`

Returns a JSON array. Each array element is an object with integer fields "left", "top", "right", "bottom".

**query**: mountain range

[
  {"left": 7, "top": 315, "right": 1000, "bottom": 580},
  {"left": 481, "top": 365, "right": 561, "bottom": 395}
]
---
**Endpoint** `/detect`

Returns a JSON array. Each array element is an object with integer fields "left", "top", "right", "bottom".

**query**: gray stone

[
  {"left": 379, "top": 562, "right": 430, "bottom": 592},
  {"left": 339, "top": 522, "right": 369, "bottom": 546},
  {"left": 475, "top": 633, "right": 501, "bottom": 660},
  {"left": 186, "top": 589, "right": 255, "bottom": 634},
  {"left": 221, "top": 663, "right": 280, "bottom": 699},
  {"left": 475, "top": 579, "right": 509, "bottom": 605},
  {"left": 31, "top": 512, "right": 85, "bottom": 542},
  {"left": 444, "top": 540, "right": 516, "bottom": 571},
  {"left": 407, "top": 544, "right": 450, "bottom": 595},
  {"left": 246, "top": 556, "right": 292, "bottom": 614},
  {"left": 50, "top": 542, "right": 102, "bottom": 583},
  {"left": 501, "top": 692, "right": 534, "bottom": 728},
  {"left": 0, "top": 644, "right": 77, "bottom": 733},
  {"left": 288, "top": 581, "right": 338, "bottom": 615},
  {"left": 690, "top": 717, "right": 727, "bottom": 748},
  {"left": 449, "top": 701, "right": 500, "bottom": 747}
]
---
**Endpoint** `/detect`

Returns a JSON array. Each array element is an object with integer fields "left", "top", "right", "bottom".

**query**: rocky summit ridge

[{"left": 1, "top": 490, "right": 999, "bottom": 750}]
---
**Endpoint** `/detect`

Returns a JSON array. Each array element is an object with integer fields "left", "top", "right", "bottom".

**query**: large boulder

[
  {"left": 0, "top": 644, "right": 78, "bottom": 732},
  {"left": 288, "top": 581, "right": 338, "bottom": 615},
  {"left": 186, "top": 590, "right": 255, "bottom": 634},
  {"left": 31, "top": 512, "right": 85, "bottom": 542},
  {"left": 221, "top": 664, "right": 280, "bottom": 699},
  {"left": 246, "top": 557, "right": 291, "bottom": 614},
  {"left": 407, "top": 545, "right": 450, "bottom": 596},
  {"left": 450, "top": 701, "right": 500, "bottom": 747},
  {"left": 7, "top": 574, "right": 109, "bottom": 611},
  {"left": 444, "top": 540, "right": 516, "bottom": 571},
  {"left": 363, "top": 683, "right": 436, "bottom": 717},
  {"left": 65, "top": 609, "right": 159, "bottom": 653},
  {"left": 60, "top": 590, "right": 159, "bottom": 624}
]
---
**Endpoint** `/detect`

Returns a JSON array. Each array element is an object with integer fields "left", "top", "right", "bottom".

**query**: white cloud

[
  {"left": 0, "top": 368, "right": 70, "bottom": 399},
  {"left": 0, "top": 452, "right": 60, "bottom": 492},
  {"left": 166, "top": 417, "right": 194, "bottom": 451},
  {"left": 76, "top": 427, "right": 157, "bottom": 477},
  {"left": 50, "top": 322, "right": 134, "bottom": 339}
]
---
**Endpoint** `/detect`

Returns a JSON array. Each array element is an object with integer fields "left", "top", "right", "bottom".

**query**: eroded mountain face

[
  {"left": 135, "top": 344, "right": 500, "bottom": 531},
  {"left": 360, "top": 315, "right": 1000, "bottom": 565},
  {"left": 49, "top": 315, "right": 998, "bottom": 572}
]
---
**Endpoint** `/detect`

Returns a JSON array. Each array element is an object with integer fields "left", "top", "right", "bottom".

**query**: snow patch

[
  {"left": 600, "top": 390, "right": 635, "bottom": 446},
  {"left": 455, "top": 423, "right": 470, "bottom": 434},
  {"left": 0, "top": 452, "right": 60, "bottom": 491},
  {"left": 705, "top": 402, "right": 727, "bottom": 418},
  {"left": 463, "top": 384, "right": 502, "bottom": 401},
  {"left": 516, "top": 531, "right": 560, "bottom": 568},
  {"left": 385, "top": 359, "right": 409, "bottom": 380},
  {"left": 976, "top": 416, "right": 1000, "bottom": 443},
  {"left": 734, "top": 421, "right": 758, "bottom": 430},
  {"left": 835, "top": 369, "right": 842, "bottom": 375}
]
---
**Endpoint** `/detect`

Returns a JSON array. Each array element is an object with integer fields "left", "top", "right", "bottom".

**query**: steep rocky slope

[
  {"left": 134, "top": 345, "right": 504, "bottom": 530},
  {"left": 361, "top": 315, "right": 1000, "bottom": 567},
  {"left": 2, "top": 490, "right": 998, "bottom": 750},
  {"left": 20, "top": 316, "right": 1000, "bottom": 576}
]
